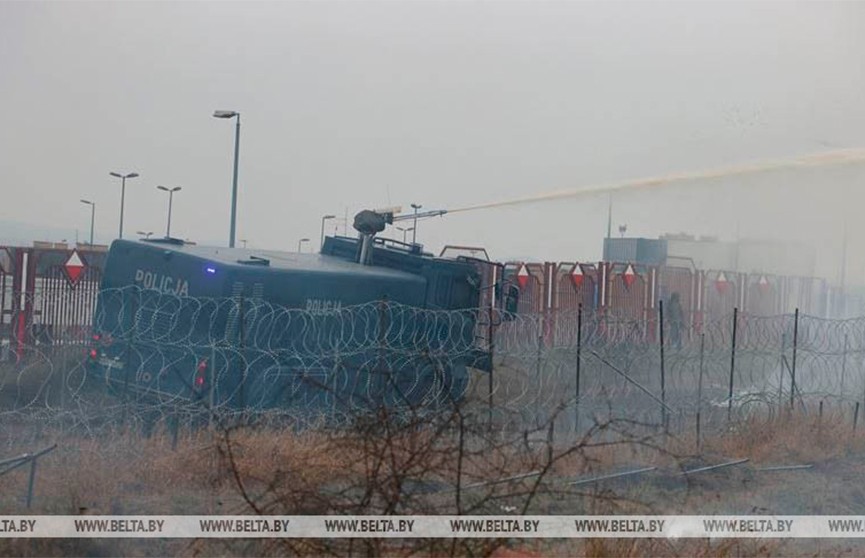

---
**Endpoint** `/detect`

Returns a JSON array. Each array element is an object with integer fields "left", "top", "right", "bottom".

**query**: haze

[{"left": 1, "top": 1, "right": 864, "bottom": 283}]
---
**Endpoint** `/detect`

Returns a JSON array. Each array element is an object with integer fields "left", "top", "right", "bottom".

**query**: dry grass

[
  {"left": 580, "top": 538, "right": 781, "bottom": 558},
  {"left": 1, "top": 402, "right": 865, "bottom": 556},
  {"left": 698, "top": 408, "right": 865, "bottom": 464},
  {"left": 0, "top": 431, "right": 215, "bottom": 515},
  {"left": 6, "top": 333, "right": 865, "bottom": 555},
  {"left": 0, "top": 413, "right": 828, "bottom": 500}
]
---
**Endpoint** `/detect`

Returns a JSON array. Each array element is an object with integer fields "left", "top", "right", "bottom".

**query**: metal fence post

[
  {"left": 728, "top": 307, "right": 738, "bottom": 422},
  {"left": 535, "top": 323, "right": 543, "bottom": 427},
  {"left": 697, "top": 332, "right": 705, "bottom": 451},
  {"left": 659, "top": 299, "right": 667, "bottom": 430},
  {"left": 0, "top": 444, "right": 57, "bottom": 509},
  {"left": 791, "top": 308, "right": 799, "bottom": 409},
  {"left": 575, "top": 303, "right": 582, "bottom": 434},
  {"left": 778, "top": 331, "right": 786, "bottom": 408},
  {"left": 818, "top": 400, "right": 824, "bottom": 433},
  {"left": 487, "top": 305, "right": 494, "bottom": 429},
  {"left": 841, "top": 333, "right": 848, "bottom": 398}
]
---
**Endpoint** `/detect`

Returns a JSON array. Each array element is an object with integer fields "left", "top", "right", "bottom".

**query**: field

[{"left": 3, "top": 352, "right": 865, "bottom": 556}]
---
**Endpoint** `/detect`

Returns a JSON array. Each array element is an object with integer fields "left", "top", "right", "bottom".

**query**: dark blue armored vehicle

[{"left": 88, "top": 211, "right": 500, "bottom": 415}]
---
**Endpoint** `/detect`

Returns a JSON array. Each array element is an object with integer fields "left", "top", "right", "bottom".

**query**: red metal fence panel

[
  {"left": 0, "top": 242, "right": 849, "bottom": 358},
  {"left": 0, "top": 246, "right": 105, "bottom": 360}
]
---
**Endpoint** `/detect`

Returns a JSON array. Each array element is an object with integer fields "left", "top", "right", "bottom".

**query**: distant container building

[
  {"left": 603, "top": 234, "right": 816, "bottom": 278},
  {"left": 603, "top": 237, "right": 666, "bottom": 266}
]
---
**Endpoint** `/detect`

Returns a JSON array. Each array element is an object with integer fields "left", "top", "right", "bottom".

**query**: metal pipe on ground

[{"left": 680, "top": 458, "right": 749, "bottom": 476}]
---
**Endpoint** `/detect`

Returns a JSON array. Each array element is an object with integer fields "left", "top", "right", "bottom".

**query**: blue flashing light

[{"left": 205, "top": 266, "right": 216, "bottom": 275}]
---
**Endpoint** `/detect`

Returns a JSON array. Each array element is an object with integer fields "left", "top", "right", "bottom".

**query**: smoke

[{"left": 447, "top": 148, "right": 865, "bottom": 214}]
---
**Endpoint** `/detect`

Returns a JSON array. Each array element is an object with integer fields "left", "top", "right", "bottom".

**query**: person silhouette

[{"left": 667, "top": 292, "right": 684, "bottom": 350}]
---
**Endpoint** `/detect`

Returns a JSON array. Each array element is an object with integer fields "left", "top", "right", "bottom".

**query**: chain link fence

[{"left": 1, "top": 287, "right": 863, "bottom": 446}]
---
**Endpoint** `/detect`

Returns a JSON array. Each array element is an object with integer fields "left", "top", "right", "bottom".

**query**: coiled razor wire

[{"left": 2, "top": 286, "right": 865, "bottom": 444}]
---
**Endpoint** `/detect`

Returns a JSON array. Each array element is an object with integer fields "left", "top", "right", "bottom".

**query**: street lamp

[
  {"left": 396, "top": 226, "right": 414, "bottom": 243},
  {"left": 79, "top": 199, "right": 95, "bottom": 246},
  {"left": 410, "top": 203, "right": 422, "bottom": 244},
  {"left": 157, "top": 186, "right": 182, "bottom": 238},
  {"left": 320, "top": 214, "right": 336, "bottom": 250},
  {"left": 109, "top": 171, "right": 139, "bottom": 239},
  {"left": 213, "top": 110, "right": 241, "bottom": 248},
  {"left": 297, "top": 238, "right": 310, "bottom": 253},
  {"left": 136, "top": 230, "right": 153, "bottom": 239}
]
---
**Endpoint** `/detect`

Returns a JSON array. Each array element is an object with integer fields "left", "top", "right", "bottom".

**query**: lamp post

[
  {"left": 297, "top": 238, "right": 310, "bottom": 253},
  {"left": 396, "top": 226, "right": 414, "bottom": 243},
  {"left": 136, "top": 230, "right": 153, "bottom": 239},
  {"left": 410, "top": 203, "right": 422, "bottom": 244},
  {"left": 411, "top": 203, "right": 423, "bottom": 244},
  {"left": 109, "top": 171, "right": 139, "bottom": 239},
  {"left": 79, "top": 199, "right": 95, "bottom": 245},
  {"left": 213, "top": 110, "right": 241, "bottom": 248},
  {"left": 320, "top": 214, "right": 336, "bottom": 250},
  {"left": 157, "top": 186, "right": 182, "bottom": 238}
]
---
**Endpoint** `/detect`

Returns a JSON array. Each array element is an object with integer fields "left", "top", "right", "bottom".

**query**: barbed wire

[{"left": 2, "top": 286, "right": 865, "bottom": 445}]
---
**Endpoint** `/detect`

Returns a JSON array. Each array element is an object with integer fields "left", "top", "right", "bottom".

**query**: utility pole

[
  {"left": 604, "top": 193, "right": 612, "bottom": 260},
  {"left": 213, "top": 110, "right": 241, "bottom": 247},
  {"left": 606, "top": 193, "right": 612, "bottom": 241},
  {"left": 80, "top": 199, "right": 95, "bottom": 245},
  {"left": 411, "top": 203, "right": 422, "bottom": 244},
  {"left": 109, "top": 171, "right": 139, "bottom": 239}
]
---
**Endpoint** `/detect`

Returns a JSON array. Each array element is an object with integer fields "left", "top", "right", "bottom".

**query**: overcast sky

[{"left": 2, "top": 1, "right": 864, "bottom": 281}]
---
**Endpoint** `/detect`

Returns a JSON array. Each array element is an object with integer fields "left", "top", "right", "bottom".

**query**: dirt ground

[{"left": 1, "top": 408, "right": 865, "bottom": 556}]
